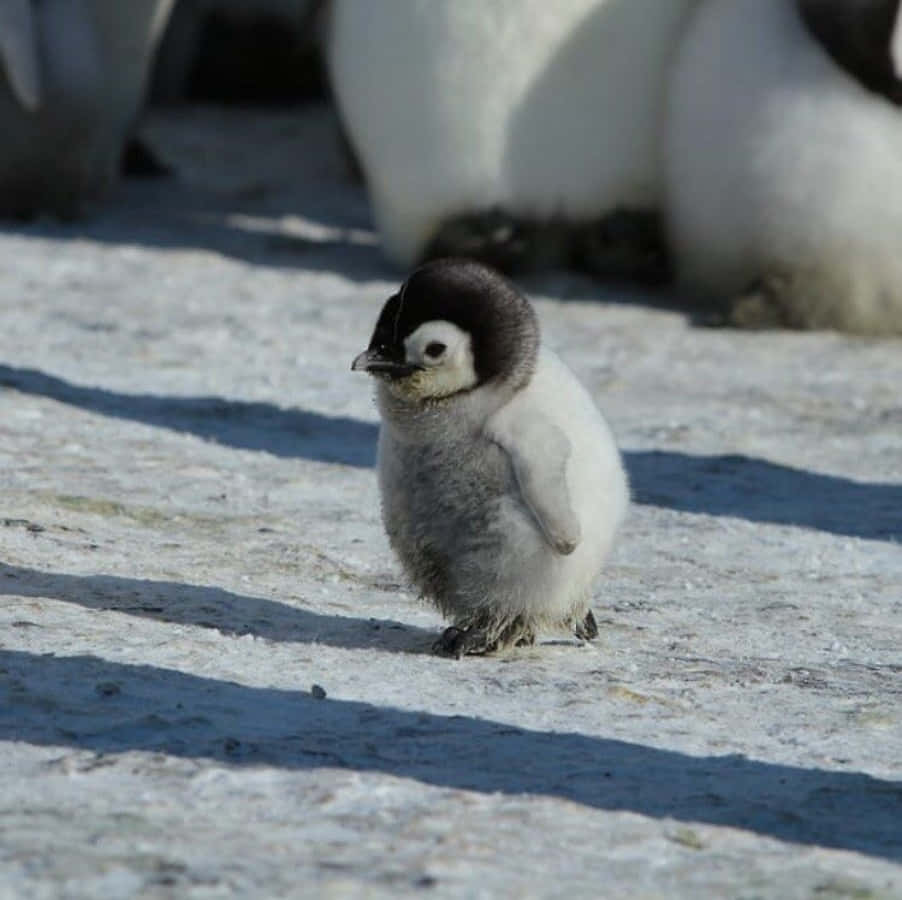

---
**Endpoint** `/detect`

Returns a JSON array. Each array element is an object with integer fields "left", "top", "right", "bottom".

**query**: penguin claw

[
  {"left": 574, "top": 609, "right": 599, "bottom": 642},
  {"left": 432, "top": 625, "right": 497, "bottom": 658},
  {"left": 433, "top": 616, "right": 538, "bottom": 657}
]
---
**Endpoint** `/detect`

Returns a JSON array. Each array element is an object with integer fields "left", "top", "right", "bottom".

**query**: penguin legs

[
  {"left": 724, "top": 265, "right": 902, "bottom": 334},
  {"left": 432, "top": 613, "right": 536, "bottom": 658},
  {"left": 432, "top": 625, "right": 495, "bottom": 658},
  {"left": 728, "top": 273, "right": 802, "bottom": 330},
  {"left": 431, "top": 609, "right": 599, "bottom": 657},
  {"left": 572, "top": 210, "right": 671, "bottom": 285},
  {"left": 421, "top": 207, "right": 670, "bottom": 284},
  {"left": 422, "top": 208, "right": 569, "bottom": 275}
]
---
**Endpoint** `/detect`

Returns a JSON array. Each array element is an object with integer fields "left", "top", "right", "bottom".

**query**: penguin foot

[
  {"left": 432, "top": 615, "right": 536, "bottom": 657},
  {"left": 495, "top": 616, "right": 536, "bottom": 650},
  {"left": 571, "top": 208, "right": 671, "bottom": 285},
  {"left": 729, "top": 268, "right": 895, "bottom": 334},
  {"left": 574, "top": 609, "right": 598, "bottom": 642},
  {"left": 729, "top": 273, "right": 794, "bottom": 329},
  {"left": 432, "top": 625, "right": 497, "bottom": 658},
  {"left": 422, "top": 208, "right": 568, "bottom": 275},
  {"left": 730, "top": 272, "right": 810, "bottom": 329}
]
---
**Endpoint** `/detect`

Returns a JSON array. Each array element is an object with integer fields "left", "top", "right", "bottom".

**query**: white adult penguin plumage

[
  {"left": 665, "top": 0, "right": 902, "bottom": 334},
  {"left": 352, "top": 258, "right": 628, "bottom": 656},
  {"left": 328, "top": 0, "right": 698, "bottom": 277},
  {"left": 0, "top": 0, "right": 174, "bottom": 218}
]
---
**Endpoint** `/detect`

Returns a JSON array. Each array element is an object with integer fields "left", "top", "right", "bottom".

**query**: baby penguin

[{"left": 352, "top": 258, "right": 628, "bottom": 656}]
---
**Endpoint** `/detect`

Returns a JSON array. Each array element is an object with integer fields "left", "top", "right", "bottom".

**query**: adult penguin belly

[
  {"left": 665, "top": 0, "right": 902, "bottom": 334},
  {"left": 327, "top": 0, "right": 696, "bottom": 280}
]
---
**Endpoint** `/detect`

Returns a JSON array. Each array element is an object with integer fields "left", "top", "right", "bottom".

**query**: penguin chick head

[{"left": 351, "top": 258, "right": 539, "bottom": 403}]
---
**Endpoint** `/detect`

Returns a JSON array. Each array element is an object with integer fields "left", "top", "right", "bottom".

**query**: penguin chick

[{"left": 352, "top": 258, "right": 629, "bottom": 657}]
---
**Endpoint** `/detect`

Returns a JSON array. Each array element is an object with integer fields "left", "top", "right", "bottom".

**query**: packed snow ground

[{"left": 1, "top": 107, "right": 900, "bottom": 899}]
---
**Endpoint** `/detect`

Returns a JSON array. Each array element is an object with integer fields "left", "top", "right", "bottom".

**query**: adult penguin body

[
  {"left": 0, "top": 0, "right": 173, "bottom": 218},
  {"left": 666, "top": 0, "right": 902, "bottom": 333},
  {"left": 328, "top": 0, "right": 697, "bottom": 276}
]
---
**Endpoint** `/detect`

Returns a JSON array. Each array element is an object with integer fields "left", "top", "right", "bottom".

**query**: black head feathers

[{"left": 367, "top": 258, "right": 539, "bottom": 388}]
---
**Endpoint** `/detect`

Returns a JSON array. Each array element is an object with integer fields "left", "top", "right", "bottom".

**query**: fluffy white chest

[{"left": 377, "top": 349, "right": 628, "bottom": 626}]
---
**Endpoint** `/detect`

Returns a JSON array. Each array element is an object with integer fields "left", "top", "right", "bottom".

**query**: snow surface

[{"left": 0, "top": 106, "right": 900, "bottom": 899}]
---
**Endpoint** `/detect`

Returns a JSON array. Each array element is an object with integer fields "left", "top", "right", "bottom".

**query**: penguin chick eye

[{"left": 424, "top": 341, "right": 447, "bottom": 359}]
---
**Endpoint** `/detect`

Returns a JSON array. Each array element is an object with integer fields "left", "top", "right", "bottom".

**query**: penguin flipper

[
  {"left": 0, "top": 0, "right": 41, "bottom": 111},
  {"left": 490, "top": 413, "right": 582, "bottom": 556}
]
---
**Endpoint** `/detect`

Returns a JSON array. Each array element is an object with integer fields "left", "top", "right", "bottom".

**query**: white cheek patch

[{"left": 403, "top": 320, "right": 478, "bottom": 397}]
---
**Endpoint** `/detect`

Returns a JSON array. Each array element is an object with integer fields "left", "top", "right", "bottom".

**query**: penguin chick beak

[{"left": 351, "top": 348, "right": 422, "bottom": 378}]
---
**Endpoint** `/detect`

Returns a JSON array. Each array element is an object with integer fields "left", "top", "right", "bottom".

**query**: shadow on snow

[
  {"left": 0, "top": 170, "right": 394, "bottom": 283},
  {"left": 3, "top": 362, "right": 899, "bottom": 540},
  {"left": 0, "top": 563, "right": 435, "bottom": 654},
  {"left": 0, "top": 364, "right": 377, "bottom": 467},
  {"left": 0, "top": 647, "right": 900, "bottom": 862},
  {"left": 625, "top": 449, "right": 901, "bottom": 543}
]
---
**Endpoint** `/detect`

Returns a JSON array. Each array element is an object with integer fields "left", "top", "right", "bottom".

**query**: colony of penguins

[{"left": 2, "top": 0, "right": 901, "bottom": 334}]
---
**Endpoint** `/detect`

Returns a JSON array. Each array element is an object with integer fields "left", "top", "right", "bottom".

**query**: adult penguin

[
  {"left": 665, "top": 0, "right": 902, "bottom": 334},
  {"left": 327, "top": 0, "right": 697, "bottom": 280},
  {"left": 0, "top": 0, "right": 174, "bottom": 219}
]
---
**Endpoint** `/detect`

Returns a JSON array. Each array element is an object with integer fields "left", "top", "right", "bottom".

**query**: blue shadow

[
  {"left": 0, "top": 363, "right": 377, "bottom": 467},
  {"left": 0, "top": 562, "right": 432, "bottom": 653},
  {"left": 1, "top": 647, "right": 899, "bottom": 861},
  {"left": 625, "top": 450, "right": 901, "bottom": 542},
  {"left": 3, "top": 363, "right": 899, "bottom": 539}
]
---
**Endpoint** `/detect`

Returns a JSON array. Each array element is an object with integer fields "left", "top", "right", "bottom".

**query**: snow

[{"left": 0, "top": 106, "right": 900, "bottom": 898}]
